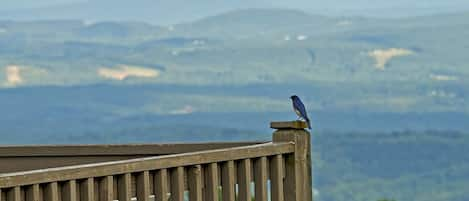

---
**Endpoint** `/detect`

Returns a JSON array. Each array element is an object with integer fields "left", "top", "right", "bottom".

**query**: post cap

[{"left": 270, "top": 121, "right": 308, "bottom": 129}]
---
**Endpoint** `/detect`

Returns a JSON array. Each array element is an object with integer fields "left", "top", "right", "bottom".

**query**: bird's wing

[{"left": 293, "top": 99, "right": 309, "bottom": 120}]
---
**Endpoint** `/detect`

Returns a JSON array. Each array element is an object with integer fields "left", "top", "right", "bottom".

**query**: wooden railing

[
  {"left": 0, "top": 121, "right": 312, "bottom": 201},
  {"left": 0, "top": 142, "right": 265, "bottom": 173}
]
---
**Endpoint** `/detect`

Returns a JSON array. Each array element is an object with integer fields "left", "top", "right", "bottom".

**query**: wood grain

[
  {"left": 44, "top": 182, "right": 59, "bottom": 201},
  {"left": 170, "top": 167, "right": 184, "bottom": 201},
  {"left": 273, "top": 129, "right": 312, "bottom": 201},
  {"left": 0, "top": 143, "right": 293, "bottom": 188},
  {"left": 188, "top": 165, "right": 202, "bottom": 201},
  {"left": 236, "top": 159, "right": 252, "bottom": 201},
  {"left": 204, "top": 163, "right": 219, "bottom": 201},
  {"left": 118, "top": 173, "right": 131, "bottom": 201},
  {"left": 7, "top": 186, "right": 21, "bottom": 201},
  {"left": 270, "top": 155, "right": 284, "bottom": 201},
  {"left": 154, "top": 169, "right": 168, "bottom": 201},
  {"left": 80, "top": 178, "right": 94, "bottom": 201},
  {"left": 62, "top": 180, "right": 77, "bottom": 201},
  {"left": 270, "top": 121, "right": 308, "bottom": 129},
  {"left": 221, "top": 161, "right": 235, "bottom": 201},
  {"left": 254, "top": 157, "right": 268, "bottom": 201},
  {"left": 137, "top": 171, "right": 150, "bottom": 201},
  {"left": 99, "top": 176, "right": 113, "bottom": 201}
]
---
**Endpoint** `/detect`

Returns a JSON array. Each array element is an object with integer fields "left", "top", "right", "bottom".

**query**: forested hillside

[{"left": 0, "top": 9, "right": 468, "bottom": 201}]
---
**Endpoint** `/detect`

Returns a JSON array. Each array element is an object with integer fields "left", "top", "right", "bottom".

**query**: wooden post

[
  {"left": 188, "top": 165, "right": 203, "bottom": 201},
  {"left": 118, "top": 173, "right": 131, "bottom": 201},
  {"left": 137, "top": 171, "right": 150, "bottom": 201},
  {"left": 271, "top": 121, "right": 313, "bottom": 201}
]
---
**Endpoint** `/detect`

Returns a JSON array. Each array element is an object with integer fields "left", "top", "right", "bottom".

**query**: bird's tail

[{"left": 306, "top": 118, "right": 311, "bottom": 129}]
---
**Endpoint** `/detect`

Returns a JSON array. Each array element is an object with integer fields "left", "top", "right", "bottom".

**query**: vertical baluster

[
  {"left": 118, "top": 174, "right": 132, "bottom": 201},
  {"left": 94, "top": 179, "right": 99, "bottom": 201},
  {"left": 270, "top": 155, "right": 285, "bottom": 201},
  {"left": 170, "top": 167, "right": 184, "bottom": 201},
  {"left": 99, "top": 176, "right": 113, "bottom": 201},
  {"left": 81, "top": 178, "right": 95, "bottom": 201},
  {"left": 76, "top": 181, "right": 80, "bottom": 201},
  {"left": 283, "top": 153, "right": 296, "bottom": 201},
  {"left": 137, "top": 171, "right": 150, "bottom": 201},
  {"left": 154, "top": 169, "right": 168, "bottom": 201},
  {"left": 254, "top": 157, "right": 268, "bottom": 201},
  {"left": 44, "top": 182, "right": 59, "bottom": 201},
  {"left": 204, "top": 163, "right": 219, "bottom": 201},
  {"left": 113, "top": 177, "right": 118, "bottom": 201},
  {"left": 237, "top": 159, "right": 252, "bottom": 201},
  {"left": 221, "top": 161, "right": 235, "bottom": 201},
  {"left": 131, "top": 174, "right": 136, "bottom": 200},
  {"left": 0, "top": 188, "right": 3, "bottom": 201},
  {"left": 62, "top": 180, "right": 77, "bottom": 201},
  {"left": 7, "top": 186, "right": 21, "bottom": 201},
  {"left": 26, "top": 184, "right": 41, "bottom": 201},
  {"left": 188, "top": 165, "right": 202, "bottom": 201}
]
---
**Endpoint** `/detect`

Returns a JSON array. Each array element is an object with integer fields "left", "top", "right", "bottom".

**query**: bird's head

[{"left": 290, "top": 95, "right": 298, "bottom": 100}]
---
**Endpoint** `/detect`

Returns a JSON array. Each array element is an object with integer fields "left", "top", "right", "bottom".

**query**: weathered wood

[
  {"left": 0, "top": 143, "right": 293, "bottom": 188},
  {"left": 221, "top": 161, "right": 235, "bottom": 201},
  {"left": 154, "top": 169, "right": 168, "bottom": 201},
  {"left": 44, "top": 182, "right": 59, "bottom": 201},
  {"left": 94, "top": 179, "right": 99, "bottom": 201},
  {"left": 7, "top": 186, "right": 21, "bottom": 201},
  {"left": 270, "top": 121, "right": 308, "bottom": 129},
  {"left": 99, "top": 176, "right": 113, "bottom": 201},
  {"left": 26, "top": 184, "right": 41, "bottom": 201},
  {"left": 112, "top": 177, "right": 118, "bottom": 201},
  {"left": 188, "top": 165, "right": 202, "bottom": 201},
  {"left": 254, "top": 157, "right": 268, "bottom": 201},
  {"left": 0, "top": 156, "right": 141, "bottom": 175},
  {"left": 62, "top": 180, "right": 77, "bottom": 201},
  {"left": 0, "top": 142, "right": 265, "bottom": 157},
  {"left": 236, "top": 159, "right": 252, "bottom": 201},
  {"left": 81, "top": 178, "right": 95, "bottom": 201},
  {"left": 273, "top": 129, "right": 312, "bottom": 201},
  {"left": 270, "top": 155, "right": 284, "bottom": 201},
  {"left": 137, "top": 171, "right": 150, "bottom": 201},
  {"left": 170, "top": 167, "right": 184, "bottom": 201},
  {"left": 0, "top": 128, "right": 314, "bottom": 201},
  {"left": 0, "top": 142, "right": 266, "bottom": 174},
  {"left": 204, "top": 163, "right": 219, "bottom": 201},
  {"left": 284, "top": 154, "right": 296, "bottom": 201},
  {"left": 118, "top": 173, "right": 131, "bottom": 201}
]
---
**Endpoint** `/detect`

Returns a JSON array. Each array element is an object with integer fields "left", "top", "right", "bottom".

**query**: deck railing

[
  {"left": 0, "top": 121, "right": 312, "bottom": 201},
  {"left": 0, "top": 142, "right": 265, "bottom": 173}
]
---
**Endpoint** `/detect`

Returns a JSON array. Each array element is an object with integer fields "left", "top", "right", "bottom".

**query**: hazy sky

[
  {"left": 3, "top": 0, "right": 469, "bottom": 10},
  {"left": 1, "top": 0, "right": 84, "bottom": 10},
  {"left": 1, "top": 0, "right": 469, "bottom": 24}
]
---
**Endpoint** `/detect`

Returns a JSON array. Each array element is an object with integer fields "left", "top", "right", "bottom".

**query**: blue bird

[{"left": 290, "top": 95, "right": 311, "bottom": 129}]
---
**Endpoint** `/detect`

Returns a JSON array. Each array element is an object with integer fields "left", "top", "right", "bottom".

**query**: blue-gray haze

[{"left": 2, "top": 0, "right": 469, "bottom": 24}]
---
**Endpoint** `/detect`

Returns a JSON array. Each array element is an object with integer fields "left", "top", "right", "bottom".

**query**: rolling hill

[{"left": 1, "top": 8, "right": 469, "bottom": 201}]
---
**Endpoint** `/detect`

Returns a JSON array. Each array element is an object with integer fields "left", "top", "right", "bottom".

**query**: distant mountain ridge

[
  {"left": 0, "top": 8, "right": 468, "bottom": 121},
  {"left": 1, "top": 0, "right": 468, "bottom": 24},
  {"left": 0, "top": 0, "right": 270, "bottom": 25}
]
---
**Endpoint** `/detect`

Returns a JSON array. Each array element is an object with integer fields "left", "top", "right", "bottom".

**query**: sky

[
  {"left": 1, "top": 0, "right": 469, "bottom": 24},
  {"left": 3, "top": 0, "right": 469, "bottom": 10},
  {"left": 1, "top": 0, "right": 84, "bottom": 10}
]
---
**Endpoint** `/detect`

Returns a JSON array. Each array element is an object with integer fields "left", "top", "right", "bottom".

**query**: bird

[{"left": 290, "top": 95, "right": 311, "bottom": 129}]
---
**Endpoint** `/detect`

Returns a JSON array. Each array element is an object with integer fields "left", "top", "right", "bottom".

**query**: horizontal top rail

[
  {"left": 0, "top": 142, "right": 294, "bottom": 188},
  {"left": 0, "top": 141, "right": 266, "bottom": 157}
]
